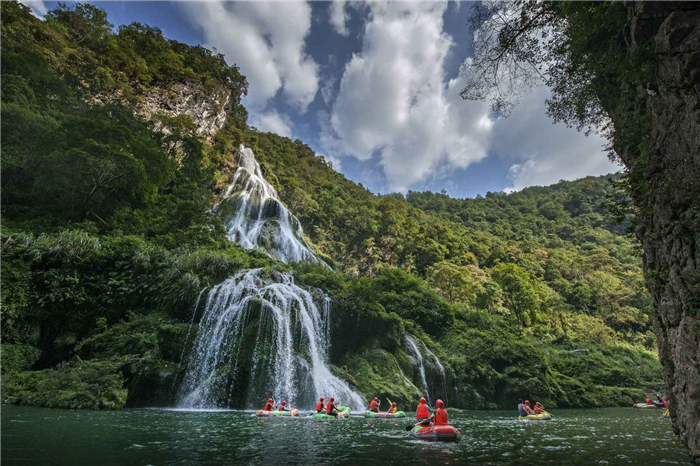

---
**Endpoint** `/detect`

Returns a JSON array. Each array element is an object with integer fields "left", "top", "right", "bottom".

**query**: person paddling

[
  {"left": 326, "top": 397, "right": 339, "bottom": 417},
  {"left": 263, "top": 397, "right": 275, "bottom": 412},
  {"left": 517, "top": 399, "right": 527, "bottom": 416},
  {"left": 386, "top": 401, "right": 399, "bottom": 414},
  {"left": 523, "top": 400, "right": 534, "bottom": 414},
  {"left": 416, "top": 397, "right": 431, "bottom": 422},
  {"left": 315, "top": 397, "right": 325, "bottom": 413},
  {"left": 534, "top": 402, "right": 544, "bottom": 414},
  {"left": 369, "top": 397, "right": 380, "bottom": 413},
  {"left": 278, "top": 400, "right": 290, "bottom": 412},
  {"left": 431, "top": 399, "right": 448, "bottom": 426}
]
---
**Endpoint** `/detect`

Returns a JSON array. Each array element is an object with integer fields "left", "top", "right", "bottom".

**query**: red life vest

[
  {"left": 369, "top": 400, "right": 378, "bottom": 410},
  {"left": 278, "top": 406, "right": 284, "bottom": 412},
  {"left": 315, "top": 401, "right": 324, "bottom": 412},
  {"left": 326, "top": 401, "right": 334, "bottom": 414},
  {"left": 416, "top": 403, "right": 430, "bottom": 419},
  {"left": 263, "top": 403, "right": 273, "bottom": 412},
  {"left": 388, "top": 406, "right": 397, "bottom": 413},
  {"left": 434, "top": 408, "right": 448, "bottom": 426}
]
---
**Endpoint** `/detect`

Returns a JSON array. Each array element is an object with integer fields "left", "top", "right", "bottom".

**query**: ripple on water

[{"left": 0, "top": 407, "right": 691, "bottom": 466}]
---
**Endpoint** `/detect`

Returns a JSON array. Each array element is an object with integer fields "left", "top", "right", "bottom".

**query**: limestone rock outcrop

[{"left": 136, "top": 80, "right": 232, "bottom": 140}]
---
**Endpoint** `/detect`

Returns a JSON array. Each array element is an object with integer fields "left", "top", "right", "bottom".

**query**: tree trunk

[{"left": 620, "top": 3, "right": 700, "bottom": 463}]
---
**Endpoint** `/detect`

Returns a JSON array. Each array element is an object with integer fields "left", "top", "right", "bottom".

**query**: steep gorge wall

[{"left": 623, "top": 2, "right": 700, "bottom": 462}]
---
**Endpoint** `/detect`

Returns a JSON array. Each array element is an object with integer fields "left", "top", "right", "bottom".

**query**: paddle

[
  {"left": 405, "top": 421, "right": 421, "bottom": 431},
  {"left": 405, "top": 418, "right": 431, "bottom": 431}
]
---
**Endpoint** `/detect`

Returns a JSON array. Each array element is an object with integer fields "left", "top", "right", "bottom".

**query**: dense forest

[{"left": 1, "top": 2, "right": 662, "bottom": 412}]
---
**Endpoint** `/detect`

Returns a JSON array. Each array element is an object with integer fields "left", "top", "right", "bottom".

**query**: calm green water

[{"left": 1, "top": 406, "right": 689, "bottom": 466}]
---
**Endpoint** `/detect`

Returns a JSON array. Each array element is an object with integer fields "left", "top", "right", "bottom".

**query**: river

[{"left": 1, "top": 405, "right": 689, "bottom": 466}]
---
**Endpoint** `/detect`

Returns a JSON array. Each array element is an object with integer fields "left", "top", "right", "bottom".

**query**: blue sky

[{"left": 32, "top": 1, "right": 619, "bottom": 198}]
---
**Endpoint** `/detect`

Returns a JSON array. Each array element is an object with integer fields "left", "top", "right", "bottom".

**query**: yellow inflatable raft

[{"left": 519, "top": 411, "right": 552, "bottom": 420}]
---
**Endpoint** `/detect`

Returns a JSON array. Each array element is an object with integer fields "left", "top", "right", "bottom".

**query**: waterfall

[
  {"left": 423, "top": 343, "right": 448, "bottom": 404},
  {"left": 405, "top": 335, "right": 448, "bottom": 405},
  {"left": 215, "top": 145, "right": 324, "bottom": 265},
  {"left": 405, "top": 335, "right": 431, "bottom": 403},
  {"left": 176, "top": 145, "right": 363, "bottom": 410},
  {"left": 177, "top": 270, "right": 365, "bottom": 410}
]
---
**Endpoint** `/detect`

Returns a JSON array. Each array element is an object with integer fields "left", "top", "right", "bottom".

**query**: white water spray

[
  {"left": 215, "top": 145, "right": 324, "bottom": 265},
  {"left": 177, "top": 269, "right": 364, "bottom": 410},
  {"left": 176, "top": 146, "right": 362, "bottom": 409}
]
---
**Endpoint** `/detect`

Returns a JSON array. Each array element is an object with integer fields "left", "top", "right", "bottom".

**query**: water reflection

[{"left": 1, "top": 406, "right": 689, "bottom": 466}]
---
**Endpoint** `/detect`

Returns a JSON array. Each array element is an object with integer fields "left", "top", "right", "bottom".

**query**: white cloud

[
  {"left": 319, "top": 154, "right": 342, "bottom": 172},
  {"left": 19, "top": 0, "right": 47, "bottom": 17},
  {"left": 250, "top": 111, "right": 293, "bottom": 138},
  {"left": 181, "top": 1, "right": 318, "bottom": 113},
  {"left": 321, "top": 2, "right": 494, "bottom": 192},
  {"left": 492, "top": 87, "right": 619, "bottom": 192},
  {"left": 329, "top": 1, "right": 349, "bottom": 37},
  {"left": 321, "top": 0, "right": 617, "bottom": 193}
]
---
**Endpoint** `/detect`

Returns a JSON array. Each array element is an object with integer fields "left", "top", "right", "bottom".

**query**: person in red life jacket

[
  {"left": 523, "top": 400, "right": 534, "bottom": 414},
  {"left": 534, "top": 402, "right": 544, "bottom": 414},
  {"left": 326, "top": 397, "right": 338, "bottom": 417},
  {"left": 278, "top": 400, "right": 289, "bottom": 412},
  {"left": 645, "top": 396, "right": 653, "bottom": 405},
  {"left": 263, "top": 398, "right": 274, "bottom": 412},
  {"left": 386, "top": 402, "right": 398, "bottom": 414},
  {"left": 315, "top": 397, "right": 325, "bottom": 413},
  {"left": 416, "top": 397, "right": 431, "bottom": 422},
  {"left": 369, "top": 397, "right": 380, "bottom": 412},
  {"left": 663, "top": 395, "right": 669, "bottom": 409},
  {"left": 431, "top": 399, "right": 448, "bottom": 426}
]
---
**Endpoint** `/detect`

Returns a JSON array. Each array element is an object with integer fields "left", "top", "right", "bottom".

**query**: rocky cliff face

[
  {"left": 136, "top": 80, "right": 233, "bottom": 140},
  {"left": 95, "top": 79, "right": 233, "bottom": 141},
  {"left": 623, "top": 3, "right": 700, "bottom": 463}
]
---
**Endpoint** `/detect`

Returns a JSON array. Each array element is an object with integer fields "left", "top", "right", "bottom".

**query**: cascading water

[
  {"left": 423, "top": 343, "right": 448, "bottom": 404},
  {"left": 177, "top": 269, "right": 365, "bottom": 410},
  {"left": 405, "top": 335, "right": 431, "bottom": 403},
  {"left": 405, "top": 335, "right": 448, "bottom": 405},
  {"left": 177, "top": 146, "right": 363, "bottom": 410},
  {"left": 215, "top": 145, "right": 324, "bottom": 265}
]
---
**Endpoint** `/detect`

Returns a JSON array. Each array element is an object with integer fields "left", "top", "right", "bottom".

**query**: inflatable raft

[
  {"left": 256, "top": 408, "right": 299, "bottom": 417},
  {"left": 410, "top": 425, "right": 461, "bottom": 442},
  {"left": 633, "top": 403, "right": 663, "bottom": 409},
  {"left": 519, "top": 411, "right": 552, "bottom": 420},
  {"left": 364, "top": 410, "right": 406, "bottom": 418},
  {"left": 314, "top": 406, "right": 350, "bottom": 419}
]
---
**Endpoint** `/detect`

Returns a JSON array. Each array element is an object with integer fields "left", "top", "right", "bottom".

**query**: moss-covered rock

[{"left": 343, "top": 348, "right": 421, "bottom": 408}]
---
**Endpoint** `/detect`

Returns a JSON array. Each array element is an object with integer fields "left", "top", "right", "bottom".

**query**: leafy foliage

[{"left": 0, "top": 1, "right": 662, "bottom": 411}]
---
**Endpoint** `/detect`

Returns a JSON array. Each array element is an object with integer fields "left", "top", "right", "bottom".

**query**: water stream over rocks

[
  {"left": 405, "top": 335, "right": 448, "bottom": 406},
  {"left": 215, "top": 145, "right": 324, "bottom": 265},
  {"left": 177, "top": 146, "right": 362, "bottom": 410}
]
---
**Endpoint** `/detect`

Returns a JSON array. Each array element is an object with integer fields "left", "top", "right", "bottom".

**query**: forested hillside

[{"left": 1, "top": 2, "right": 661, "bottom": 412}]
